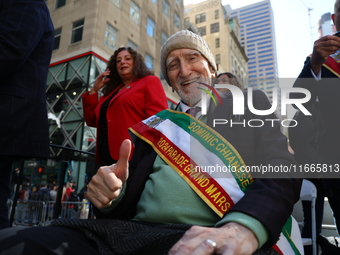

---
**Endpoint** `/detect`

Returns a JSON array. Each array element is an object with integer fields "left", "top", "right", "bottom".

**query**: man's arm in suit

[
  {"left": 0, "top": 0, "right": 53, "bottom": 80},
  {"left": 290, "top": 57, "right": 320, "bottom": 111}
]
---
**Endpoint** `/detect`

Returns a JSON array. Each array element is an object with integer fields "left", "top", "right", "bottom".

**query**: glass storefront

[
  {"left": 15, "top": 53, "right": 107, "bottom": 194},
  {"left": 14, "top": 52, "right": 175, "bottom": 196}
]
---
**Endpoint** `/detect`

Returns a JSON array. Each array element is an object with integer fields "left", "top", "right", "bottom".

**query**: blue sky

[{"left": 184, "top": 0, "right": 336, "bottom": 78}]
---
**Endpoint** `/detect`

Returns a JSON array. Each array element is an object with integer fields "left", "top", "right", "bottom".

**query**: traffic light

[{"left": 37, "top": 166, "right": 44, "bottom": 174}]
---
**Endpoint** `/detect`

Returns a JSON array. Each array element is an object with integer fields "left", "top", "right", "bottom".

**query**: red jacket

[
  {"left": 63, "top": 187, "right": 74, "bottom": 202},
  {"left": 82, "top": 75, "right": 168, "bottom": 163}
]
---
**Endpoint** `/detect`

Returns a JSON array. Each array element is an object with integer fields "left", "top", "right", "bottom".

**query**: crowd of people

[
  {"left": 10, "top": 182, "right": 89, "bottom": 226},
  {"left": 0, "top": 0, "right": 340, "bottom": 254}
]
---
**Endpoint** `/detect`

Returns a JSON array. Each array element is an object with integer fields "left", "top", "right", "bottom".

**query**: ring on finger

[{"left": 205, "top": 239, "right": 217, "bottom": 250}]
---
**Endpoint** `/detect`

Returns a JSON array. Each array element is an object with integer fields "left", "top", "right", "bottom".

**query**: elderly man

[{"left": 0, "top": 30, "right": 302, "bottom": 255}]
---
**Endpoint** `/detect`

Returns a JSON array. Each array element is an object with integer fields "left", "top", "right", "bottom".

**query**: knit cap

[{"left": 160, "top": 30, "right": 217, "bottom": 86}]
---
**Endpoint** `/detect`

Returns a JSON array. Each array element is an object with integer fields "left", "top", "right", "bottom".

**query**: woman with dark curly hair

[{"left": 82, "top": 47, "right": 168, "bottom": 165}]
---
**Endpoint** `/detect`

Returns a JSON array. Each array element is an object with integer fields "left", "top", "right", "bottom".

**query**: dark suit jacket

[
  {"left": 95, "top": 90, "right": 301, "bottom": 246},
  {"left": 288, "top": 103, "right": 323, "bottom": 166},
  {"left": 292, "top": 57, "right": 340, "bottom": 163},
  {"left": 292, "top": 57, "right": 340, "bottom": 187},
  {"left": 0, "top": 0, "right": 54, "bottom": 157}
]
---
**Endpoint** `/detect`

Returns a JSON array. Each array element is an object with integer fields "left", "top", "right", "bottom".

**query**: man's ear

[
  {"left": 211, "top": 69, "right": 216, "bottom": 78},
  {"left": 209, "top": 65, "right": 216, "bottom": 78},
  {"left": 332, "top": 13, "right": 335, "bottom": 24}
]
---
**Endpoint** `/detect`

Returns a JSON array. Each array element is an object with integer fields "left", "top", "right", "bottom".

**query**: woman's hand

[{"left": 89, "top": 70, "right": 111, "bottom": 95}]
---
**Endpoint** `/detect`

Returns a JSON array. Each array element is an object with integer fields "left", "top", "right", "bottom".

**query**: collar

[{"left": 179, "top": 96, "right": 211, "bottom": 115}]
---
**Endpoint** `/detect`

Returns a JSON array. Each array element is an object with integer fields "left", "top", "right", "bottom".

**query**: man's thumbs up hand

[
  {"left": 87, "top": 139, "right": 131, "bottom": 209},
  {"left": 113, "top": 139, "right": 131, "bottom": 183}
]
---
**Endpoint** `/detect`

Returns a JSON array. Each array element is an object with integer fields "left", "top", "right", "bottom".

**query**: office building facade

[
  {"left": 184, "top": 0, "right": 248, "bottom": 86},
  {"left": 318, "top": 12, "right": 336, "bottom": 37},
  {"left": 225, "top": 0, "right": 279, "bottom": 102}
]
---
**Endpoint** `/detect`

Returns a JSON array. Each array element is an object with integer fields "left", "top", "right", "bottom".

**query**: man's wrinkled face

[{"left": 166, "top": 49, "right": 215, "bottom": 106}]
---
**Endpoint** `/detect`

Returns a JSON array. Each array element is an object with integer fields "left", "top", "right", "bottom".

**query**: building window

[
  {"left": 195, "top": 13, "right": 206, "bottom": 24},
  {"left": 174, "top": 13, "right": 180, "bottom": 30},
  {"left": 216, "top": 54, "right": 221, "bottom": 64},
  {"left": 55, "top": 0, "right": 66, "bottom": 9},
  {"left": 146, "top": 18, "right": 156, "bottom": 38},
  {"left": 163, "top": 0, "right": 170, "bottom": 18},
  {"left": 104, "top": 23, "right": 118, "bottom": 50},
  {"left": 109, "top": 0, "right": 121, "bottom": 8},
  {"left": 197, "top": 26, "right": 206, "bottom": 36},
  {"left": 210, "top": 22, "right": 219, "bottom": 33},
  {"left": 71, "top": 19, "right": 84, "bottom": 44},
  {"left": 53, "top": 28, "right": 62, "bottom": 50},
  {"left": 130, "top": 1, "right": 140, "bottom": 25},
  {"left": 215, "top": 10, "right": 219, "bottom": 19},
  {"left": 161, "top": 31, "right": 168, "bottom": 46},
  {"left": 145, "top": 54, "right": 154, "bottom": 70},
  {"left": 127, "top": 40, "right": 138, "bottom": 50},
  {"left": 215, "top": 38, "right": 220, "bottom": 48}
]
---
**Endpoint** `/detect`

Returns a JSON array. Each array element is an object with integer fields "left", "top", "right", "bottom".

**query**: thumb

[{"left": 114, "top": 139, "right": 131, "bottom": 181}]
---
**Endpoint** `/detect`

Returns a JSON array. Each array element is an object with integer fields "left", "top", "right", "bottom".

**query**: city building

[
  {"left": 318, "top": 12, "right": 336, "bottom": 38},
  {"left": 184, "top": 0, "right": 248, "bottom": 86},
  {"left": 21, "top": 0, "right": 184, "bottom": 189},
  {"left": 225, "top": 0, "right": 279, "bottom": 103}
]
